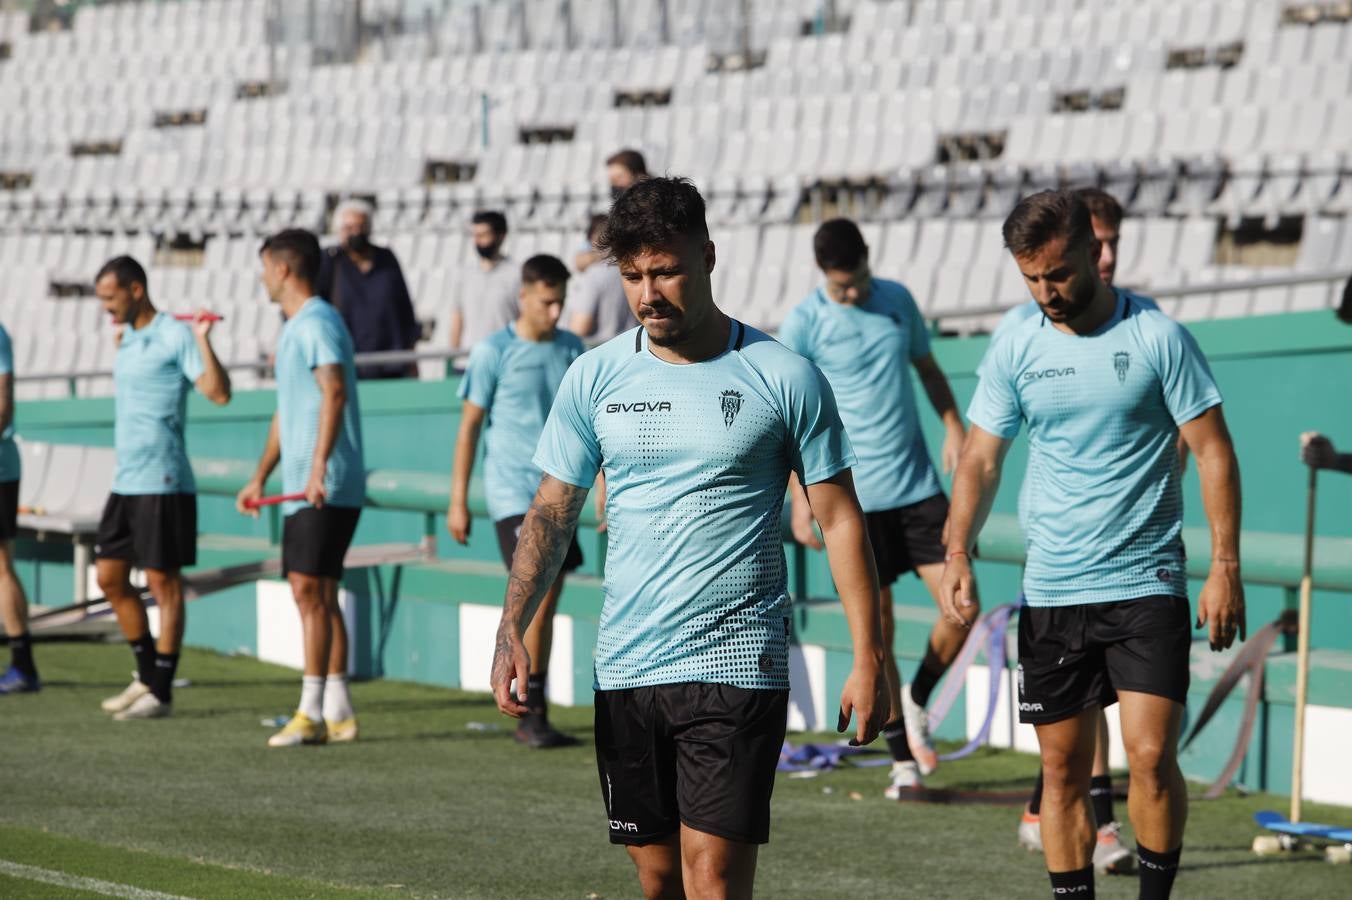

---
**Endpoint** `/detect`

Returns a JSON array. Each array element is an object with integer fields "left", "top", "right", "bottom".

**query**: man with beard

[
  {"left": 490, "top": 177, "right": 888, "bottom": 898},
  {"left": 946, "top": 189, "right": 1244, "bottom": 900},
  {"left": 93, "top": 256, "right": 232, "bottom": 719},
  {"left": 451, "top": 210, "right": 519, "bottom": 353}
]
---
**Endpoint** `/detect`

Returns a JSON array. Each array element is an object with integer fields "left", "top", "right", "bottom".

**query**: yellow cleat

[
  {"left": 267, "top": 711, "right": 327, "bottom": 748},
  {"left": 327, "top": 717, "right": 359, "bottom": 743}
]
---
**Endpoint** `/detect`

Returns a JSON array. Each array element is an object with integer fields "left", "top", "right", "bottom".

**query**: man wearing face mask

[
  {"left": 316, "top": 198, "right": 419, "bottom": 380},
  {"left": 575, "top": 149, "right": 648, "bottom": 273},
  {"left": 451, "top": 210, "right": 520, "bottom": 354}
]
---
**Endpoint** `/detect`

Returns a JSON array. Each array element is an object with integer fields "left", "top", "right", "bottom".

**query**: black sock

[
  {"left": 525, "top": 673, "right": 547, "bottom": 720},
  {"left": 130, "top": 635, "right": 157, "bottom": 686},
  {"left": 1048, "top": 866, "right": 1094, "bottom": 898},
  {"left": 909, "top": 656, "right": 944, "bottom": 708},
  {"left": 1029, "top": 769, "right": 1045, "bottom": 815},
  {"left": 881, "top": 718, "right": 914, "bottom": 762},
  {"left": 150, "top": 652, "right": 179, "bottom": 704},
  {"left": 1090, "top": 775, "right": 1115, "bottom": 827},
  {"left": 9, "top": 631, "right": 36, "bottom": 677},
  {"left": 1137, "top": 844, "right": 1181, "bottom": 900}
]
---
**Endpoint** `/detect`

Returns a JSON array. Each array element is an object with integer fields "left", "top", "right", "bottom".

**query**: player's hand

[
  {"left": 791, "top": 504, "right": 824, "bottom": 550},
  {"left": 490, "top": 625, "right": 531, "bottom": 718},
  {"left": 305, "top": 469, "right": 327, "bottom": 509},
  {"left": 1300, "top": 431, "right": 1337, "bottom": 470},
  {"left": 235, "top": 480, "right": 264, "bottom": 518},
  {"left": 447, "top": 502, "right": 471, "bottom": 545},
  {"left": 941, "top": 424, "right": 965, "bottom": 475},
  {"left": 1197, "top": 560, "right": 1245, "bottom": 651},
  {"left": 837, "top": 656, "right": 888, "bottom": 746},
  {"left": 113, "top": 324, "right": 125, "bottom": 348},
  {"left": 938, "top": 553, "right": 978, "bottom": 628},
  {"left": 192, "top": 308, "right": 216, "bottom": 339}
]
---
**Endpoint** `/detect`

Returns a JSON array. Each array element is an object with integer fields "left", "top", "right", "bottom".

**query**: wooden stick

[{"left": 1290, "top": 465, "right": 1317, "bottom": 823}]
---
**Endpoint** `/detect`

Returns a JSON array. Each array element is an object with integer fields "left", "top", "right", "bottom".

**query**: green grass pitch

[{"left": 1, "top": 644, "right": 1347, "bottom": 898}]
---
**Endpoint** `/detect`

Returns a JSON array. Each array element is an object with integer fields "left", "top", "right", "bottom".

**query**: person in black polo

[{"left": 316, "top": 198, "right": 420, "bottom": 380}]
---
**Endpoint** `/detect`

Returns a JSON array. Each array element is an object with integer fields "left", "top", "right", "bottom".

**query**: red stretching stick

[
  {"left": 244, "top": 492, "right": 306, "bottom": 509},
  {"left": 174, "top": 313, "right": 225, "bottom": 322}
]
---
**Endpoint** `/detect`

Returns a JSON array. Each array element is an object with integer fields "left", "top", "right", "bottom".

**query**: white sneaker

[
  {"left": 101, "top": 677, "right": 150, "bottom": 714},
  {"left": 883, "top": 760, "right": 923, "bottom": 799},
  {"left": 113, "top": 691, "right": 171, "bottom": 720},
  {"left": 900, "top": 683, "right": 939, "bottom": 776},
  {"left": 1093, "top": 821, "right": 1135, "bottom": 874}
]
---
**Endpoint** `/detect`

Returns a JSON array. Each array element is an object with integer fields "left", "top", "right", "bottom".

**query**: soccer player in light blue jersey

[
  {"left": 239, "top": 230, "right": 366, "bottom": 749},
  {"left": 93, "top": 257, "right": 232, "bottom": 720},
  {"left": 448, "top": 254, "right": 586, "bottom": 749},
  {"left": 1001, "top": 189, "right": 1143, "bottom": 872},
  {"left": 942, "top": 190, "right": 1244, "bottom": 900},
  {"left": 0, "top": 322, "right": 39, "bottom": 695},
  {"left": 779, "top": 217, "right": 973, "bottom": 795},
  {"left": 489, "top": 178, "right": 888, "bottom": 898}
]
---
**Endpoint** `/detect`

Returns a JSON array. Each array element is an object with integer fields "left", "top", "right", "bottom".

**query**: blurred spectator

[
  {"left": 568, "top": 214, "right": 632, "bottom": 344},
  {"left": 606, "top": 148, "right": 648, "bottom": 198},
  {"left": 576, "top": 149, "right": 649, "bottom": 272},
  {"left": 451, "top": 211, "right": 519, "bottom": 352},
  {"left": 316, "top": 198, "right": 419, "bottom": 380}
]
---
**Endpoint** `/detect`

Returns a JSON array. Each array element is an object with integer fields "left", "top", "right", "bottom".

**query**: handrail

[
  {"left": 188, "top": 457, "right": 1352, "bottom": 592},
  {"left": 952, "top": 267, "right": 1352, "bottom": 323},
  {"left": 16, "top": 347, "right": 468, "bottom": 384}
]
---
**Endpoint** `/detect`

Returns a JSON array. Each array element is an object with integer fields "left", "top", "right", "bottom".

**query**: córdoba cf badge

[
  {"left": 720, "top": 390, "right": 744, "bottom": 428},
  {"left": 1113, "top": 351, "right": 1130, "bottom": 384}
]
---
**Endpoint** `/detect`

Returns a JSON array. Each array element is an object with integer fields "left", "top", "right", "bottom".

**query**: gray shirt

[
  {"left": 456, "top": 257, "right": 520, "bottom": 351},
  {"left": 571, "top": 261, "right": 632, "bottom": 344}
]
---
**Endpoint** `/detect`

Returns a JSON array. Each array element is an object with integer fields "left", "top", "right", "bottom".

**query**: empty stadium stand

[{"left": 0, "top": 0, "right": 1348, "bottom": 397}]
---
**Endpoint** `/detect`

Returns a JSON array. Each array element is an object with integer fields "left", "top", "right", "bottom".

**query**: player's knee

[
  {"left": 1041, "top": 747, "right": 1091, "bottom": 790},
  {"left": 628, "top": 850, "right": 682, "bottom": 900},
  {"left": 96, "top": 566, "right": 126, "bottom": 597},
  {"left": 289, "top": 577, "right": 324, "bottom": 610},
  {"left": 1124, "top": 738, "right": 1174, "bottom": 789},
  {"left": 682, "top": 852, "right": 734, "bottom": 897},
  {"left": 144, "top": 569, "right": 179, "bottom": 597}
]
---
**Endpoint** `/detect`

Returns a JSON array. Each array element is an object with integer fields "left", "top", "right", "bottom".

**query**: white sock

[
  {"left": 299, "top": 675, "right": 325, "bottom": 722},
  {"left": 323, "top": 674, "right": 354, "bottom": 723}
]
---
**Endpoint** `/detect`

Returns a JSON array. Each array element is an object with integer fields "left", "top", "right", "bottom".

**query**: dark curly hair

[
  {"left": 1003, "top": 189, "right": 1094, "bottom": 259},
  {"left": 597, "top": 176, "right": 708, "bottom": 265}
]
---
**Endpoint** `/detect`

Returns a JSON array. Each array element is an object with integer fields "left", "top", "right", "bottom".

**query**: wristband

[{"left": 945, "top": 550, "right": 970, "bottom": 562}]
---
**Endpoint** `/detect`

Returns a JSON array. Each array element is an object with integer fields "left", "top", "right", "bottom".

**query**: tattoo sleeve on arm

[{"left": 499, "top": 476, "right": 588, "bottom": 640}]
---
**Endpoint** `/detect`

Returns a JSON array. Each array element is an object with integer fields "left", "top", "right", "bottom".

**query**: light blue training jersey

[
  {"left": 0, "top": 324, "right": 19, "bottom": 483},
  {"left": 534, "top": 320, "right": 856, "bottom": 691},
  {"left": 112, "top": 312, "right": 205, "bottom": 494},
  {"left": 777, "top": 278, "right": 942, "bottom": 512},
  {"left": 459, "top": 324, "right": 585, "bottom": 522},
  {"left": 967, "top": 293, "right": 1221, "bottom": 607},
  {"left": 275, "top": 298, "right": 366, "bottom": 516}
]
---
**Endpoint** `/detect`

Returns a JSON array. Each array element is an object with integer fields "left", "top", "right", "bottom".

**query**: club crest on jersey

[
  {"left": 1113, "top": 351, "right": 1130, "bottom": 384},
  {"left": 720, "top": 390, "right": 744, "bottom": 428}
]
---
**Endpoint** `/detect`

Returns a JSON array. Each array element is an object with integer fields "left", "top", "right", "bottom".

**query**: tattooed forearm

[{"left": 499, "top": 475, "right": 588, "bottom": 638}]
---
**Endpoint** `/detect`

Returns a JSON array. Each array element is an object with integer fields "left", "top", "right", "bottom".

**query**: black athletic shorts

[
  {"left": 94, "top": 493, "right": 197, "bottom": 571},
  {"left": 0, "top": 479, "right": 16, "bottom": 541},
  {"left": 864, "top": 492, "right": 948, "bottom": 585},
  {"left": 494, "top": 514, "right": 583, "bottom": 573},
  {"left": 281, "top": 505, "right": 361, "bottom": 579},
  {"left": 1016, "top": 594, "right": 1192, "bottom": 725},
  {"left": 594, "top": 683, "right": 788, "bottom": 846}
]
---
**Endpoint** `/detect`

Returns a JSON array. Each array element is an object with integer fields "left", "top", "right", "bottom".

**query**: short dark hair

[
  {"left": 1075, "top": 187, "right": 1125, "bottom": 231},
  {"left": 598, "top": 176, "right": 708, "bottom": 265},
  {"left": 813, "top": 219, "right": 868, "bottom": 272},
  {"left": 471, "top": 210, "right": 508, "bottom": 236},
  {"left": 259, "top": 228, "right": 322, "bottom": 286},
  {"left": 587, "top": 213, "right": 609, "bottom": 244},
  {"left": 521, "top": 254, "right": 571, "bottom": 287},
  {"left": 1002, "top": 189, "right": 1095, "bottom": 258},
  {"left": 95, "top": 255, "right": 147, "bottom": 290},
  {"left": 605, "top": 148, "right": 647, "bottom": 177}
]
